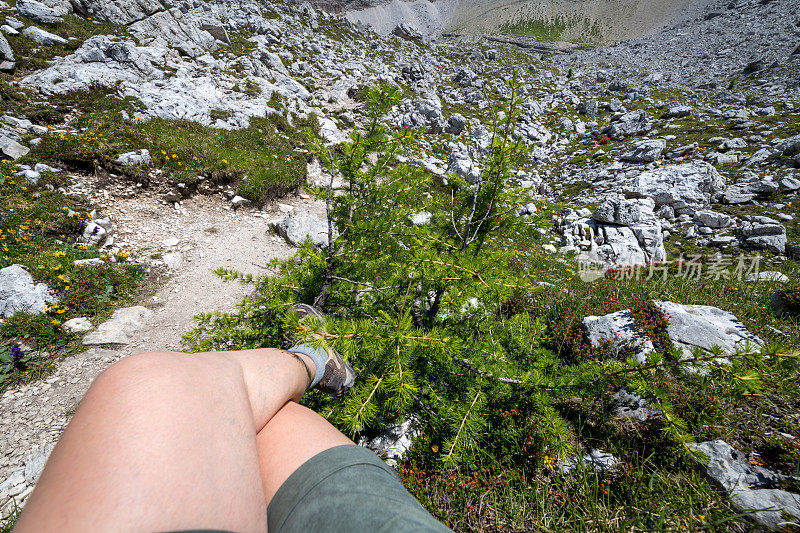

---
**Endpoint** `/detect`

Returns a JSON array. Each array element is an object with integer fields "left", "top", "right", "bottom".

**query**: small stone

[
  {"left": 82, "top": 306, "right": 154, "bottom": 345},
  {"left": 162, "top": 252, "right": 183, "bottom": 269},
  {"left": 114, "top": 149, "right": 151, "bottom": 166},
  {"left": 746, "top": 271, "right": 789, "bottom": 283},
  {"left": 63, "top": 317, "right": 92, "bottom": 333},
  {"left": 22, "top": 26, "right": 67, "bottom": 46},
  {"left": 231, "top": 195, "right": 250, "bottom": 209}
]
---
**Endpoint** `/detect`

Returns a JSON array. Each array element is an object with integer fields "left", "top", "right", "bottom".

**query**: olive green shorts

[{"left": 267, "top": 444, "right": 452, "bottom": 532}]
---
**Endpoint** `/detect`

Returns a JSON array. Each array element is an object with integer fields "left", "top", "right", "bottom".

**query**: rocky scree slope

[{"left": 0, "top": 0, "right": 798, "bottom": 529}]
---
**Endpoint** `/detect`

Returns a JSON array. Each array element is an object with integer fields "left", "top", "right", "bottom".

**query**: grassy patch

[
  {"left": 25, "top": 86, "right": 319, "bottom": 203},
  {"left": 0, "top": 162, "right": 143, "bottom": 391},
  {"left": 402, "top": 456, "right": 747, "bottom": 531},
  {"left": 499, "top": 15, "right": 601, "bottom": 44}
]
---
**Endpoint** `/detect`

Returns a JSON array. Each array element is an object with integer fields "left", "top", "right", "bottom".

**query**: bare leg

[
  {"left": 14, "top": 348, "right": 319, "bottom": 532},
  {"left": 257, "top": 401, "right": 354, "bottom": 504}
]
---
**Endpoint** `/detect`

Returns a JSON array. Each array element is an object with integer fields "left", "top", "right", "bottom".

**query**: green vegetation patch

[
  {"left": 26, "top": 85, "right": 318, "bottom": 204},
  {"left": 499, "top": 15, "right": 601, "bottom": 44},
  {"left": 184, "top": 85, "right": 800, "bottom": 530},
  {"left": 0, "top": 162, "right": 143, "bottom": 391}
]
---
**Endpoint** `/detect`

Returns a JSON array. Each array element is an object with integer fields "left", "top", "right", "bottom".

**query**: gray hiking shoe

[{"left": 288, "top": 304, "right": 355, "bottom": 397}]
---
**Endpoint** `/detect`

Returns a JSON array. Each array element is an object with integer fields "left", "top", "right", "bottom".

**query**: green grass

[
  {"left": 25, "top": 85, "right": 318, "bottom": 204},
  {"left": 0, "top": 162, "right": 143, "bottom": 392},
  {"left": 402, "top": 455, "right": 749, "bottom": 531},
  {"left": 398, "top": 228, "right": 799, "bottom": 530},
  {"left": 215, "top": 30, "right": 259, "bottom": 58},
  {"left": 498, "top": 15, "right": 601, "bottom": 44}
]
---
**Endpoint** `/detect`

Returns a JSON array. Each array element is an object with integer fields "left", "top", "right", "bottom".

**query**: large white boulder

[
  {"left": 0, "top": 265, "right": 57, "bottom": 318},
  {"left": 654, "top": 301, "right": 763, "bottom": 358},
  {"left": 272, "top": 211, "right": 335, "bottom": 249},
  {"left": 624, "top": 161, "right": 725, "bottom": 216}
]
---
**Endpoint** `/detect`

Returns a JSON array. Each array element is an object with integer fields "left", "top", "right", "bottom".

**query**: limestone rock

[
  {"left": 655, "top": 301, "right": 763, "bottom": 359},
  {"left": 577, "top": 99, "right": 598, "bottom": 117},
  {"left": 724, "top": 176, "right": 779, "bottom": 204},
  {"left": 231, "top": 195, "right": 250, "bottom": 209},
  {"left": 409, "top": 211, "right": 431, "bottom": 226},
  {"left": 603, "top": 109, "right": 650, "bottom": 139},
  {"left": 562, "top": 195, "right": 666, "bottom": 267},
  {"left": 775, "top": 133, "right": 800, "bottom": 157},
  {"left": 129, "top": 9, "right": 218, "bottom": 58},
  {"left": 689, "top": 440, "right": 800, "bottom": 530},
  {"left": 23, "top": 443, "right": 54, "bottom": 484},
  {"left": 16, "top": 0, "right": 62, "bottom": 23},
  {"left": 746, "top": 271, "right": 788, "bottom": 283},
  {"left": 592, "top": 195, "right": 659, "bottom": 226},
  {"left": 82, "top": 306, "right": 153, "bottom": 345},
  {"left": 738, "top": 216, "right": 787, "bottom": 255},
  {"left": 583, "top": 309, "right": 655, "bottom": 364},
  {"left": 391, "top": 23, "right": 422, "bottom": 42},
  {"left": 447, "top": 144, "right": 481, "bottom": 184},
  {"left": 114, "top": 149, "right": 151, "bottom": 166},
  {"left": 560, "top": 449, "right": 619, "bottom": 472},
  {"left": 71, "top": 0, "right": 170, "bottom": 24},
  {"left": 778, "top": 176, "right": 800, "bottom": 191},
  {"left": 453, "top": 67, "right": 475, "bottom": 87},
  {"left": 613, "top": 389, "right": 656, "bottom": 421},
  {"left": 582, "top": 449, "right": 618, "bottom": 471},
  {"left": 273, "top": 211, "right": 334, "bottom": 248},
  {"left": 621, "top": 139, "right": 666, "bottom": 163},
  {"left": 319, "top": 117, "right": 347, "bottom": 145},
  {"left": 63, "top": 317, "right": 93, "bottom": 333},
  {"left": 444, "top": 113, "right": 467, "bottom": 135},
  {"left": 0, "top": 32, "right": 14, "bottom": 64},
  {"left": 661, "top": 105, "right": 692, "bottom": 119},
  {"left": 0, "top": 265, "right": 57, "bottom": 318},
  {"left": 22, "top": 26, "right": 67, "bottom": 45},
  {"left": 367, "top": 414, "right": 421, "bottom": 468},
  {"left": 693, "top": 210, "right": 731, "bottom": 228},
  {"left": 0, "top": 134, "right": 29, "bottom": 159},
  {"left": 624, "top": 161, "right": 725, "bottom": 215},
  {"left": 275, "top": 76, "right": 310, "bottom": 100}
]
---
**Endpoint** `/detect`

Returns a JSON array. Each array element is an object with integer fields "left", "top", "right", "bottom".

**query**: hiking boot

[{"left": 287, "top": 304, "right": 355, "bottom": 397}]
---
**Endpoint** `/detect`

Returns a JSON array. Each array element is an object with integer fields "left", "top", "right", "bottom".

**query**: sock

[{"left": 288, "top": 343, "right": 327, "bottom": 388}]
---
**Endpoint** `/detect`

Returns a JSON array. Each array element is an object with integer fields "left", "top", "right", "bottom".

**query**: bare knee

[{"left": 90, "top": 351, "right": 242, "bottom": 400}]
